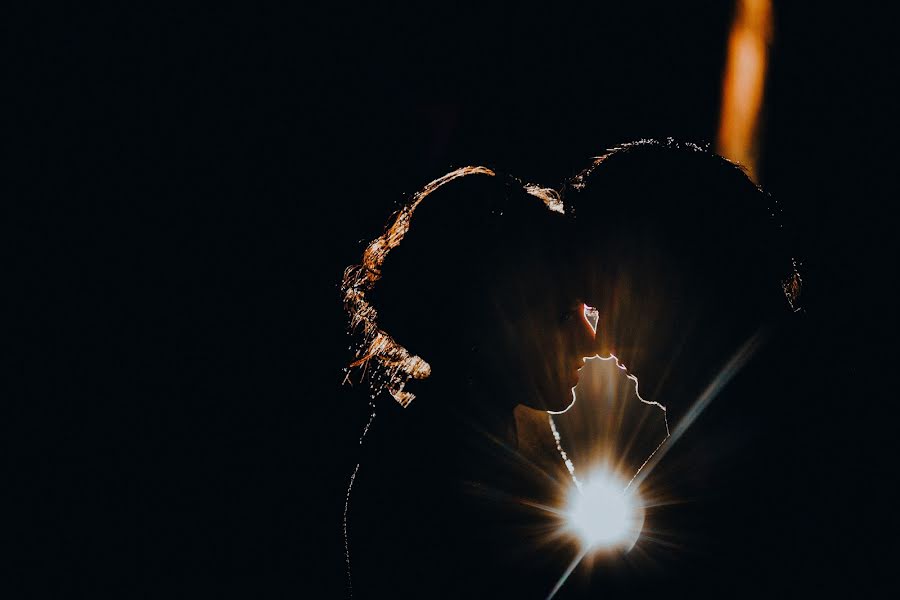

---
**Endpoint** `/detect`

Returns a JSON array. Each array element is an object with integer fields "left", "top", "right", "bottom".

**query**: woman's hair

[{"left": 341, "top": 167, "right": 565, "bottom": 407}]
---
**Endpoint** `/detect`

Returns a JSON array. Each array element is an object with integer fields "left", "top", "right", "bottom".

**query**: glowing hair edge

[{"left": 341, "top": 166, "right": 496, "bottom": 407}]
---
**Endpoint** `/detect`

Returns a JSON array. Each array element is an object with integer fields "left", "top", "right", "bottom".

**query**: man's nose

[{"left": 577, "top": 308, "right": 602, "bottom": 357}]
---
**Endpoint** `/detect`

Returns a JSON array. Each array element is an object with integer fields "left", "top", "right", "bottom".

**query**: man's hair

[{"left": 563, "top": 138, "right": 802, "bottom": 316}]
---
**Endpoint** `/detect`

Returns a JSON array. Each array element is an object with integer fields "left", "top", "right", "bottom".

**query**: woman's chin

[{"left": 531, "top": 387, "right": 576, "bottom": 414}]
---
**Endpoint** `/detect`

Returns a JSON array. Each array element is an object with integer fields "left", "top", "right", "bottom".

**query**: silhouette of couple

[{"left": 341, "top": 140, "right": 800, "bottom": 599}]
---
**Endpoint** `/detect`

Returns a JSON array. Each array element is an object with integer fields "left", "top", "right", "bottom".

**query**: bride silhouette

[{"left": 341, "top": 168, "right": 596, "bottom": 598}]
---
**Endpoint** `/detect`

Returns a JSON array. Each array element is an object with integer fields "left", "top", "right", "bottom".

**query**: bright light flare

[{"left": 566, "top": 470, "right": 644, "bottom": 552}]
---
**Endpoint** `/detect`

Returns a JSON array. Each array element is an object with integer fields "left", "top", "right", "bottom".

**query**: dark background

[{"left": 10, "top": 3, "right": 895, "bottom": 597}]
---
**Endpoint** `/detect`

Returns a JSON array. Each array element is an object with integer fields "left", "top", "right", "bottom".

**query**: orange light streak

[{"left": 717, "top": 0, "right": 773, "bottom": 182}]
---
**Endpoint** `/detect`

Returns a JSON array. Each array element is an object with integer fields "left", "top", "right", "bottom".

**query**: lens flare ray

[
  {"left": 629, "top": 329, "right": 768, "bottom": 490},
  {"left": 545, "top": 328, "right": 768, "bottom": 598}
]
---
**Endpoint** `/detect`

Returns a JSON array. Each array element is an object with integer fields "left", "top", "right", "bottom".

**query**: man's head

[{"left": 563, "top": 140, "right": 800, "bottom": 413}]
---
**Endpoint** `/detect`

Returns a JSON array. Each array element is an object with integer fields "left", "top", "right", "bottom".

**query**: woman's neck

[{"left": 408, "top": 372, "right": 519, "bottom": 451}]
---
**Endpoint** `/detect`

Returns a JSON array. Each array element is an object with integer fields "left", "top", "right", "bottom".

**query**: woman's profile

[{"left": 341, "top": 168, "right": 597, "bottom": 598}]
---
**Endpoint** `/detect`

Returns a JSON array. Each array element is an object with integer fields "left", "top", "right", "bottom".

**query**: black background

[{"left": 10, "top": 3, "right": 896, "bottom": 597}]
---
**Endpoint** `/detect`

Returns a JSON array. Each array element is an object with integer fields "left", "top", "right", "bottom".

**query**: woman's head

[{"left": 342, "top": 168, "right": 596, "bottom": 413}]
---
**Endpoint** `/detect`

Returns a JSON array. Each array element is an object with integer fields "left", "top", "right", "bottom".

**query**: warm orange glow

[{"left": 717, "top": 0, "right": 772, "bottom": 182}]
